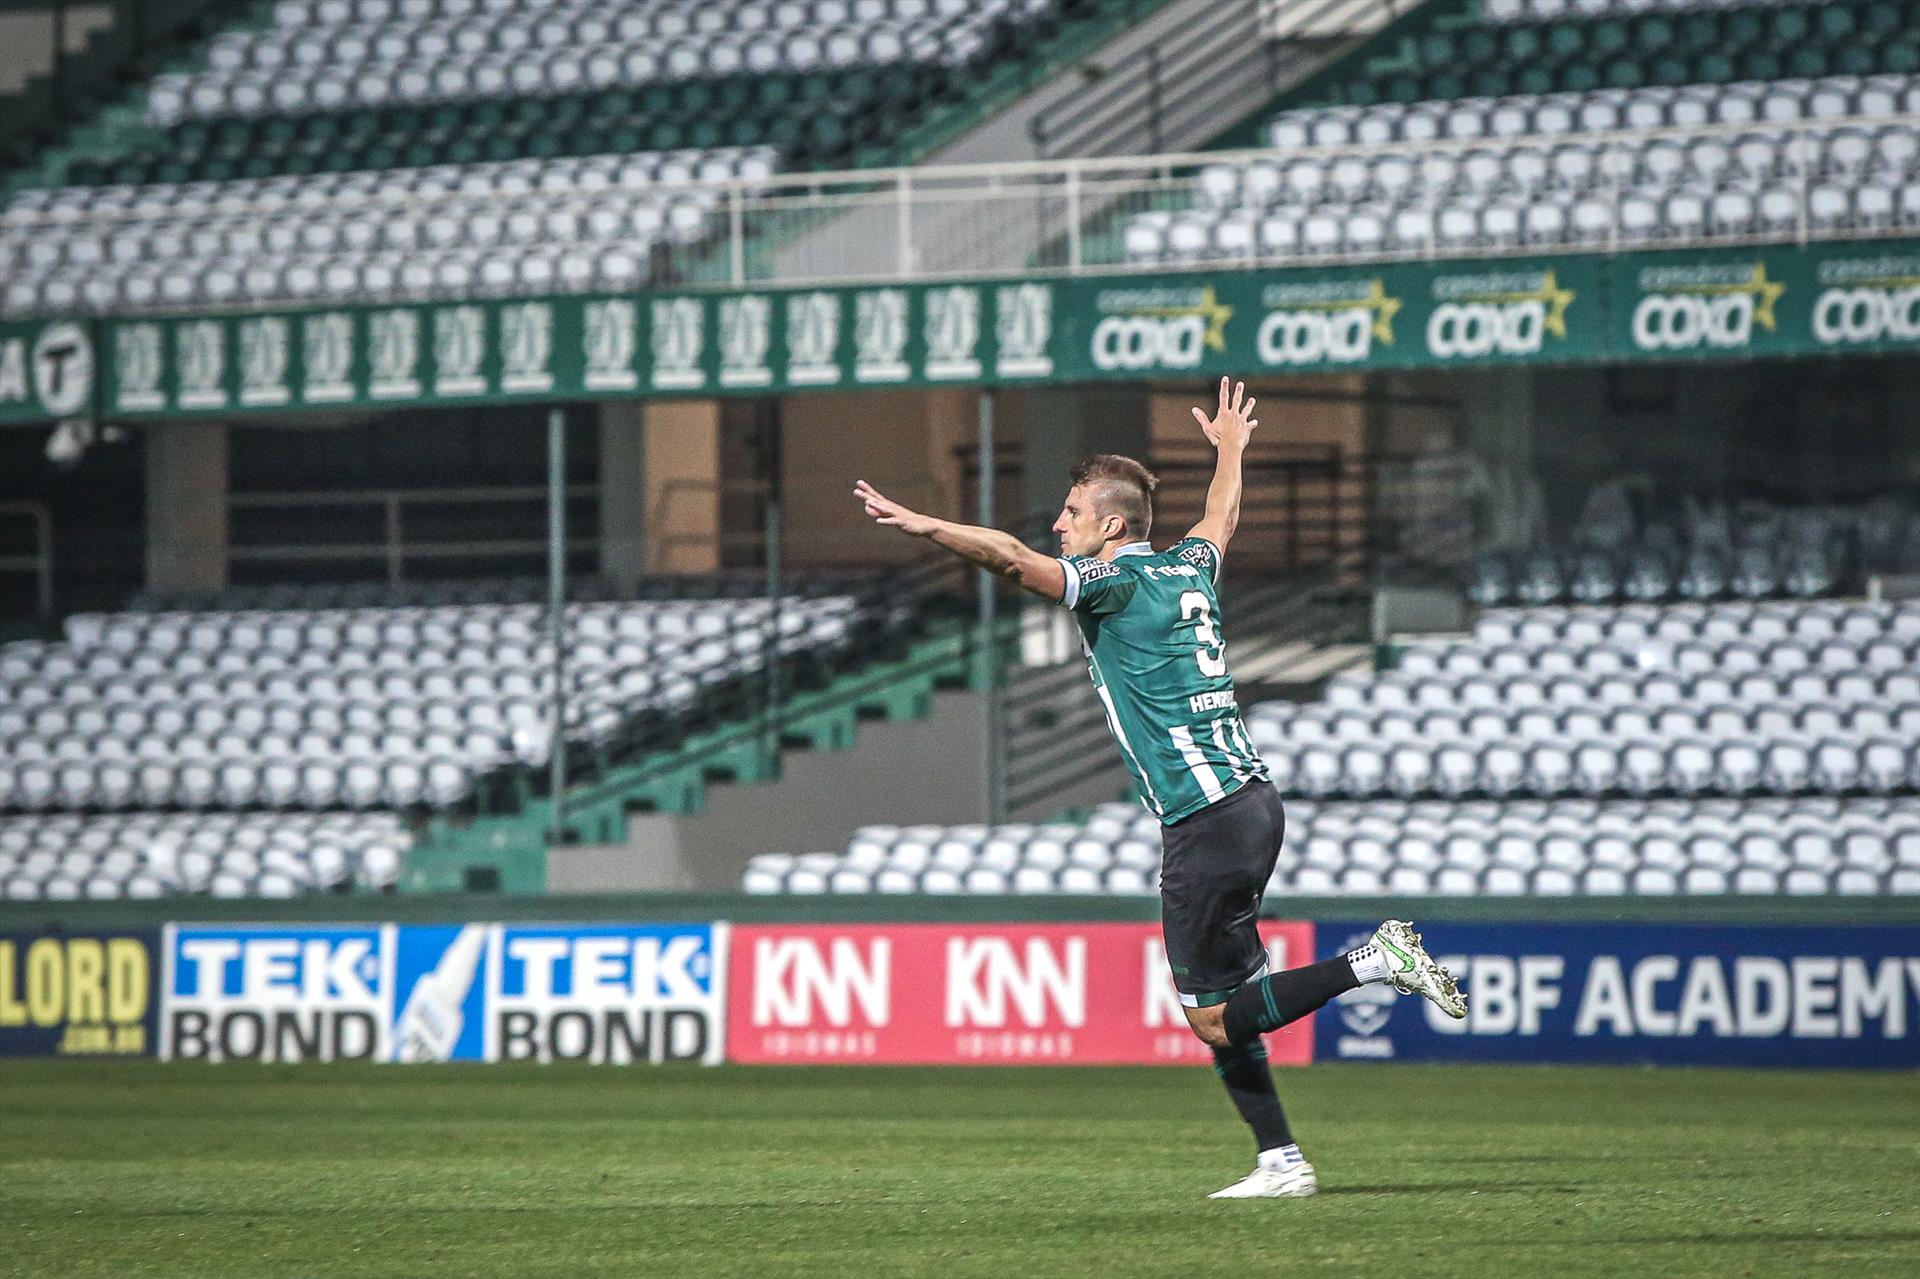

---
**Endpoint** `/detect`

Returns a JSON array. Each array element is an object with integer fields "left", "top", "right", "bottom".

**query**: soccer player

[{"left": 854, "top": 377, "right": 1467, "bottom": 1199}]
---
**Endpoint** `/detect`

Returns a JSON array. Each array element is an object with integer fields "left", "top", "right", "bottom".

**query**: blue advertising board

[
  {"left": 0, "top": 928, "right": 159, "bottom": 1057},
  {"left": 158, "top": 922, "right": 723, "bottom": 1064},
  {"left": 1316, "top": 922, "right": 1920, "bottom": 1068}
]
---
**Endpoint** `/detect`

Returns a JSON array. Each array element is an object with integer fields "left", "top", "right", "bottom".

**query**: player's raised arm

[
  {"left": 854, "top": 479, "right": 1068, "bottom": 602},
  {"left": 1186, "top": 376, "right": 1258, "bottom": 555}
]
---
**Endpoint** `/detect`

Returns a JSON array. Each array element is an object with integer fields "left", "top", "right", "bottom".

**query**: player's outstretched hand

[
  {"left": 1191, "top": 376, "right": 1258, "bottom": 450},
  {"left": 855, "top": 479, "right": 940, "bottom": 537}
]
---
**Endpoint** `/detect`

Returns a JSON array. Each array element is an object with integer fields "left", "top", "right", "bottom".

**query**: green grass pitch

[{"left": 3, "top": 1060, "right": 1916, "bottom": 1277}]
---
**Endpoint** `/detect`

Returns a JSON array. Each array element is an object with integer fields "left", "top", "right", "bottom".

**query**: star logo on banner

[
  {"left": 1684, "top": 263, "right": 1785, "bottom": 332},
  {"left": 1364, "top": 279, "right": 1403, "bottom": 344},
  {"left": 1137, "top": 287, "right": 1234, "bottom": 351},
  {"left": 1747, "top": 263, "right": 1786, "bottom": 332}
]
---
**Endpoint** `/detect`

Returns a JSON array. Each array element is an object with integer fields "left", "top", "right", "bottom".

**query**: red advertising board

[{"left": 726, "top": 921, "right": 1316, "bottom": 1066}]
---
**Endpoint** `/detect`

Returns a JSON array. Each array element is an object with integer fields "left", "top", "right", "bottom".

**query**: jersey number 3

[{"left": 1180, "top": 591, "right": 1227, "bottom": 678}]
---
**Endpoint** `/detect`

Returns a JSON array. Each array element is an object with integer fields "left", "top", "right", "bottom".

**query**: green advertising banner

[
  {"left": 1607, "top": 242, "right": 1920, "bottom": 361},
  {"left": 1055, "top": 256, "right": 1601, "bottom": 379},
  {"left": 15, "top": 235, "right": 1916, "bottom": 425},
  {"left": 0, "top": 319, "right": 96, "bottom": 425},
  {"left": 99, "top": 281, "right": 1062, "bottom": 418}
]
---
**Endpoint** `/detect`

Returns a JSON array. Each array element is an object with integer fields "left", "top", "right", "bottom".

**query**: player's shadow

[{"left": 1319, "top": 1181, "right": 1579, "bottom": 1196}]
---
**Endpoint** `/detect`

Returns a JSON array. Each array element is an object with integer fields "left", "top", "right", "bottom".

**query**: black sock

[
  {"left": 1222, "top": 955, "right": 1361, "bottom": 1046},
  {"left": 1211, "top": 1039, "right": 1293, "bottom": 1152}
]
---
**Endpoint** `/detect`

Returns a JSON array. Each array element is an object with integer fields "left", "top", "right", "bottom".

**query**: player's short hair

[{"left": 1069, "top": 454, "right": 1158, "bottom": 540}]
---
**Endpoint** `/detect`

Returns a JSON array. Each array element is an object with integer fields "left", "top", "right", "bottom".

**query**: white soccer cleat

[
  {"left": 1208, "top": 1161, "right": 1318, "bottom": 1200},
  {"left": 1372, "top": 919, "right": 1467, "bottom": 1020}
]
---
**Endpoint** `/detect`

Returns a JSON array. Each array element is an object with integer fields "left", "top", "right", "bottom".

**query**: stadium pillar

[
  {"left": 547, "top": 408, "right": 568, "bottom": 845},
  {"left": 143, "top": 421, "right": 228, "bottom": 591},
  {"left": 978, "top": 391, "right": 1004, "bottom": 825},
  {"left": 597, "top": 401, "right": 647, "bottom": 594}
]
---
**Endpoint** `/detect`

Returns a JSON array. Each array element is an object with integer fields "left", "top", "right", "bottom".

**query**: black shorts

[{"left": 1158, "top": 779, "right": 1286, "bottom": 1008}]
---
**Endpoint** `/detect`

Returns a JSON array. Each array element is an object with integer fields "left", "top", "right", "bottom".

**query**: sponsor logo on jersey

[
  {"left": 1257, "top": 277, "right": 1400, "bottom": 367},
  {"left": 1628, "top": 262, "right": 1783, "bottom": 353},
  {"left": 1426, "top": 268, "right": 1577, "bottom": 360}
]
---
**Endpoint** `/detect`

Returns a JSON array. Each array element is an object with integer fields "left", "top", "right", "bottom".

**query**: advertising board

[
  {"left": 1318, "top": 922, "right": 1920, "bottom": 1068},
  {"left": 726, "top": 921, "right": 1315, "bottom": 1066},
  {"left": 0, "top": 928, "right": 157, "bottom": 1057}
]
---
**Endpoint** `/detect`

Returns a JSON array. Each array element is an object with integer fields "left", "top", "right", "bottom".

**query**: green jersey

[{"left": 1057, "top": 537, "right": 1269, "bottom": 825}]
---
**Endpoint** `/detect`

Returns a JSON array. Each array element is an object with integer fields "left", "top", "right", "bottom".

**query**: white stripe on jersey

[
  {"left": 1211, "top": 718, "right": 1251, "bottom": 786},
  {"left": 1056, "top": 557, "right": 1082, "bottom": 609},
  {"left": 1228, "top": 716, "right": 1267, "bottom": 777},
  {"left": 1092, "top": 661, "right": 1161, "bottom": 814},
  {"left": 1168, "top": 724, "right": 1226, "bottom": 804}
]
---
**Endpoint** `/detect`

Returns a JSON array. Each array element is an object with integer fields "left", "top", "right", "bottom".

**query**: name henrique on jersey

[{"left": 1057, "top": 537, "right": 1269, "bottom": 825}]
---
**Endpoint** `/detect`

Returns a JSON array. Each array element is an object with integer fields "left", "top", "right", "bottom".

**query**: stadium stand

[
  {"left": 0, "top": 0, "right": 1137, "bottom": 315},
  {"left": 0, "top": 589, "right": 864, "bottom": 811},
  {"left": 0, "top": 580, "right": 886, "bottom": 898},
  {"left": 1124, "top": 0, "right": 1920, "bottom": 263},
  {"left": 746, "top": 593, "right": 1920, "bottom": 898},
  {"left": 1464, "top": 496, "right": 1920, "bottom": 606},
  {"left": 742, "top": 795, "right": 1920, "bottom": 896},
  {"left": 0, "top": 810, "right": 408, "bottom": 900}
]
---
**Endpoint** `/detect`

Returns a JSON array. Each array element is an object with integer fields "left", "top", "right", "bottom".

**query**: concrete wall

[
  {"left": 0, "top": 5, "right": 112, "bottom": 94},
  {"left": 642, "top": 399, "right": 721, "bottom": 573},
  {"left": 779, "top": 387, "right": 983, "bottom": 566},
  {"left": 549, "top": 688, "right": 995, "bottom": 893}
]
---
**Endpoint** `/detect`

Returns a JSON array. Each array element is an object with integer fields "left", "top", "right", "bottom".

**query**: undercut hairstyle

[{"left": 1070, "top": 453, "right": 1158, "bottom": 541}]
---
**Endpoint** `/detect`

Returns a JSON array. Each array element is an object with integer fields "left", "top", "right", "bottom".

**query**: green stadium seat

[
  {"left": 1767, "top": 10, "right": 1811, "bottom": 49},
  {"left": 1605, "top": 58, "right": 1647, "bottom": 91},
  {"left": 1559, "top": 64, "right": 1602, "bottom": 95},
  {"left": 1788, "top": 47, "right": 1831, "bottom": 79},
  {"left": 1633, "top": 16, "right": 1674, "bottom": 54}
]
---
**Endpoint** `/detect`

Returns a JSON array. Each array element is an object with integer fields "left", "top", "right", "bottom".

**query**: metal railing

[
  {"left": 227, "top": 484, "right": 598, "bottom": 586},
  {"left": 1029, "top": 0, "right": 1413, "bottom": 159},
  {"left": 725, "top": 111, "right": 1920, "bottom": 288},
  {"left": 7, "top": 109, "right": 1917, "bottom": 317}
]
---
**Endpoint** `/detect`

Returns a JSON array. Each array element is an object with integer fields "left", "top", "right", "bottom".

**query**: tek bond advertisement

[
  {"left": 1317, "top": 922, "right": 1920, "bottom": 1069},
  {"left": 158, "top": 923, "right": 725, "bottom": 1065}
]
